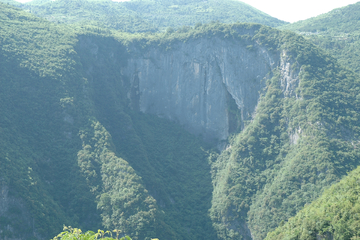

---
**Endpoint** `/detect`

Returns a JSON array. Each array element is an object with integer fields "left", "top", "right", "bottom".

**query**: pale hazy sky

[
  {"left": 13, "top": 0, "right": 360, "bottom": 23},
  {"left": 240, "top": 0, "right": 360, "bottom": 22}
]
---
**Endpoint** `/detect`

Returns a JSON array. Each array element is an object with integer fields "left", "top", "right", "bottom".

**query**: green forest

[
  {"left": 2, "top": 0, "right": 286, "bottom": 32},
  {"left": 266, "top": 164, "right": 360, "bottom": 240},
  {"left": 280, "top": 2, "right": 360, "bottom": 74},
  {"left": 1, "top": 1, "right": 360, "bottom": 240}
]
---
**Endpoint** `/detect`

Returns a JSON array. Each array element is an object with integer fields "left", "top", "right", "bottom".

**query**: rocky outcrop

[
  {"left": 280, "top": 50, "right": 302, "bottom": 99},
  {"left": 78, "top": 33, "right": 302, "bottom": 145},
  {"left": 124, "top": 37, "right": 281, "bottom": 143}
]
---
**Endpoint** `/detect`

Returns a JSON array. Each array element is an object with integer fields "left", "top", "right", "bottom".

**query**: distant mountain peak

[{"left": 1, "top": 0, "right": 287, "bottom": 32}]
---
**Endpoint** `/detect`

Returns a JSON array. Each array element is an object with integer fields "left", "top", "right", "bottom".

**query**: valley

[{"left": 1, "top": 1, "right": 360, "bottom": 240}]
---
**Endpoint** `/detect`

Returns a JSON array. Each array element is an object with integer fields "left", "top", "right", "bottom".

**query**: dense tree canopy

[{"left": 1, "top": 1, "right": 360, "bottom": 240}]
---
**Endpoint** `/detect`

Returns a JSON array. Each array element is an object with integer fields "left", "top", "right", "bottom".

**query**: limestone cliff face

[
  {"left": 280, "top": 50, "right": 302, "bottom": 99},
  {"left": 77, "top": 34, "right": 304, "bottom": 239},
  {"left": 78, "top": 34, "right": 302, "bottom": 145},
  {"left": 123, "top": 37, "right": 283, "bottom": 143}
]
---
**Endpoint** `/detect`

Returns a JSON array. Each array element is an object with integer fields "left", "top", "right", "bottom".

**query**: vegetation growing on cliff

[
  {"left": 2, "top": 2, "right": 360, "bottom": 240},
  {"left": 202, "top": 25, "right": 360, "bottom": 240},
  {"left": 265, "top": 165, "right": 360, "bottom": 240},
  {"left": 0, "top": 3, "right": 216, "bottom": 239},
  {"left": 280, "top": 2, "right": 360, "bottom": 74}
]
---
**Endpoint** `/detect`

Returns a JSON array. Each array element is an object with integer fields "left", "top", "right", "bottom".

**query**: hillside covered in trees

[
  {"left": 280, "top": 2, "right": 360, "bottom": 74},
  {"left": 266, "top": 164, "right": 360, "bottom": 240},
  {"left": 1, "top": 1, "right": 360, "bottom": 240},
  {"left": 1, "top": 0, "right": 287, "bottom": 32}
]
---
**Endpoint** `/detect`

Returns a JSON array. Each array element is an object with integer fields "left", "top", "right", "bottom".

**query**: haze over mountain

[
  {"left": 1, "top": 1, "right": 360, "bottom": 240},
  {"left": 280, "top": 1, "right": 360, "bottom": 74},
  {"left": 1, "top": 0, "right": 287, "bottom": 32}
]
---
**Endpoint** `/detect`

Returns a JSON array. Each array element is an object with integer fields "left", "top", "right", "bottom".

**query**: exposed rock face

[
  {"left": 78, "top": 34, "right": 302, "bottom": 145},
  {"left": 124, "top": 38, "right": 281, "bottom": 142},
  {"left": 76, "top": 34, "right": 306, "bottom": 239},
  {"left": 280, "top": 50, "right": 301, "bottom": 99}
]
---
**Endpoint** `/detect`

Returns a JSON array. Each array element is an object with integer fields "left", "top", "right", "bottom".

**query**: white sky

[
  {"left": 240, "top": 0, "right": 360, "bottom": 22},
  {"left": 13, "top": 0, "right": 360, "bottom": 23}
]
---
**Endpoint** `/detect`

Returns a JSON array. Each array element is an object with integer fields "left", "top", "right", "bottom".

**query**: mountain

[
  {"left": 0, "top": 3, "right": 215, "bottom": 239},
  {"left": 2, "top": 0, "right": 287, "bottom": 32},
  {"left": 280, "top": 2, "right": 360, "bottom": 74},
  {"left": 1, "top": 2, "right": 360, "bottom": 240},
  {"left": 265, "top": 165, "right": 360, "bottom": 240},
  {"left": 22, "top": 0, "right": 158, "bottom": 32},
  {"left": 280, "top": 1, "right": 360, "bottom": 33},
  {"left": 116, "top": 0, "right": 287, "bottom": 29}
]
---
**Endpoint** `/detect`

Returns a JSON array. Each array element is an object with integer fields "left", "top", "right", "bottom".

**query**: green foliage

[
  {"left": 279, "top": 2, "right": 360, "bottom": 33},
  {"left": 0, "top": 3, "right": 95, "bottom": 238},
  {"left": 23, "top": 0, "right": 157, "bottom": 33},
  {"left": 280, "top": 2, "right": 360, "bottom": 74},
  {"left": 0, "top": 4, "right": 218, "bottom": 239},
  {"left": 265, "top": 165, "right": 360, "bottom": 240},
  {"left": 77, "top": 119, "right": 166, "bottom": 240},
  {"left": 74, "top": 34, "right": 218, "bottom": 239},
  {"left": 53, "top": 226, "right": 131, "bottom": 240},
  {"left": 0, "top": 0, "right": 21, "bottom": 6},
  {"left": 3, "top": 0, "right": 286, "bottom": 33},
  {"left": 117, "top": 0, "right": 287, "bottom": 30},
  {"left": 207, "top": 25, "right": 360, "bottom": 239},
  {"left": 2, "top": 2, "right": 360, "bottom": 240}
]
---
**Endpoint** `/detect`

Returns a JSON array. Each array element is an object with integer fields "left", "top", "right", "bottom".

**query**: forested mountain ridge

[
  {"left": 266, "top": 164, "right": 360, "bottom": 240},
  {"left": 0, "top": 3, "right": 217, "bottom": 239},
  {"left": 1, "top": 0, "right": 287, "bottom": 32},
  {"left": 2, "top": 2, "right": 360, "bottom": 240},
  {"left": 280, "top": 2, "right": 360, "bottom": 74},
  {"left": 280, "top": 1, "right": 360, "bottom": 33},
  {"left": 0, "top": 0, "right": 21, "bottom": 6}
]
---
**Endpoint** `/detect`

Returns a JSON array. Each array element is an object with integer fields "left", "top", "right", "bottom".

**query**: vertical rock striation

[{"left": 124, "top": 37, "right": 281, "bottom": 143}]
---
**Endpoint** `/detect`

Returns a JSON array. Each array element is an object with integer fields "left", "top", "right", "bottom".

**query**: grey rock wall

[
  {"left": 124, "top": 38, "right": 281, "bottom": 143},
  {"left": 280, "top": 50, "right": 302, "bottom": 99},
  {"left": 78, "top": 34, "right": 302, "bottom": 145}
]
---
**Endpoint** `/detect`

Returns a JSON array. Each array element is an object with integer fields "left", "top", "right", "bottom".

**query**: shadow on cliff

[
  {"left": 75, "top": 35, "right": 218, "bottom": 239},
  {"left": 0, "top": 46, "right": 102, "bottom": 240}
]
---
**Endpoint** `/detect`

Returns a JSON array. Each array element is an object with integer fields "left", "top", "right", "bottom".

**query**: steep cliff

[
  {"left": 76, "top": 24, "right": 360, "bottom": 240},
  {"left": 123, "top": 37, "right": 278, "bottom": 144},
  {"left": 2, "top": 4, "right": 360, "bottom": 239}
]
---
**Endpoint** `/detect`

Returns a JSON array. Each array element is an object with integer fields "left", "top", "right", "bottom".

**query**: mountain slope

[
  {"left": 0, "top": 0, "right": 21, "bottom": 6},
  {"left": 280, "top": 2, "right": 360, "bottom": 74},
  {"left": 2, "top": 3, "right": 360, "bottom": 240},
  {"left": 117, "top": 25, "right": 360, "bottom": 240},
  {"left": 23, "top": 0, "right": 158, "bottom": 33},
  {"left": 207, "top": 29, "right": 360, "bottom": 239},
  {"left": 280, "top": 2, "right": 360, "bottom": 33},
  {"left": 0, "top": 3, "right": 95, "bottom": 238},
  {"left": 265, "top": 165, "right": 360, "bottom": 240},
  {"left": 119, "top": 0, "right": 287, "bottom": 29},
  {"left": 0, "top": 3, "right": 216, "bottom": 239},
  {"left": 2, "top": 0, "right": 287, "bottom": 32}
]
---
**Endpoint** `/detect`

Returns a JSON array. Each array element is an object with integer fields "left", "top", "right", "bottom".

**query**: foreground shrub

[{"left": 52, "top": 226, "right": 131, "bottom": 240}]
